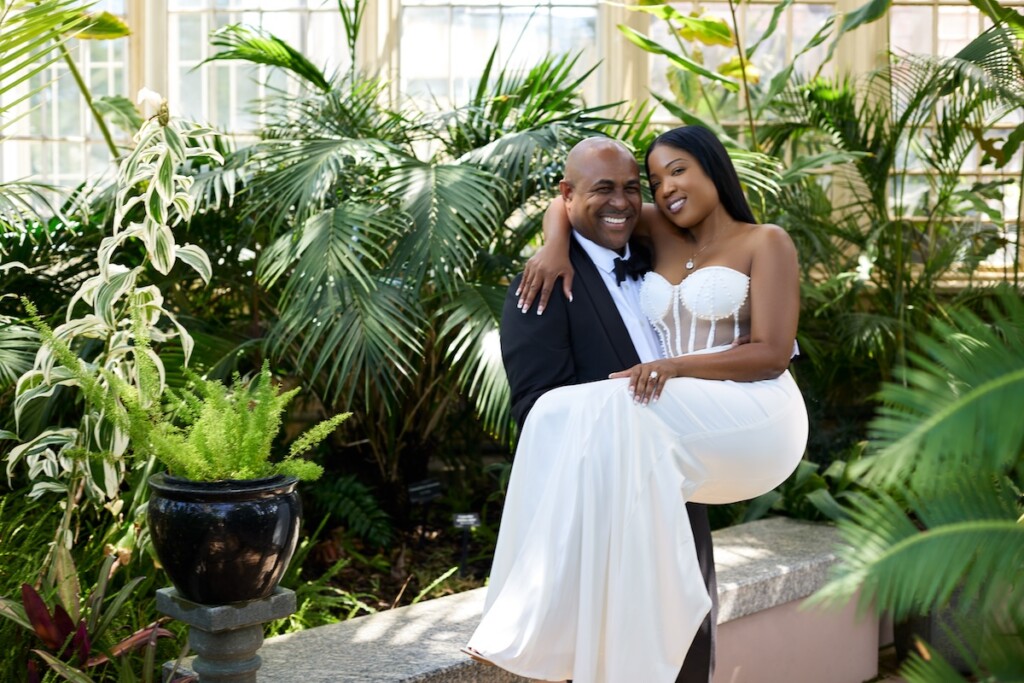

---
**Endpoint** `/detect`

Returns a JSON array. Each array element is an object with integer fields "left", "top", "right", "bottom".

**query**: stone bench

[{"left": 173, "top": 517, "right": 878, "bottom": 682}]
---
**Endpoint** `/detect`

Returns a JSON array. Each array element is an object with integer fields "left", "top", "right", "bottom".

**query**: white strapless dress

[{"left": 467, "top": 267, "right": 808, "bottom": 683}]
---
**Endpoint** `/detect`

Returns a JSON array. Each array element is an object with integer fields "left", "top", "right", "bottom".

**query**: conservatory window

[
  {"left": 167, "top": 0, "right": 350, "bottom": 130},
  {"left": 398, "top": 0, "right": 600, "bottom": 110},
  {"left": 890, "top": 0, "right": 1024, "bottom": 268},
  {"left": 0, "top": 0, "right": 129, "bottom": 186}
]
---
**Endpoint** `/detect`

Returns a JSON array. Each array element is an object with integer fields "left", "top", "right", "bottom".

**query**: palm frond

[
  {"left": 383, "top": 162, "right": 512, "bottom": 292},
  {"left": 260, "top": 77, "right": 414, "bottom": 144},
  {"left": 952, "top": 24, "right": 1024, "bottom": 108},
  {"left": 813, "top": 491, "right": 1023, "bottom": 619},
  {"left": 267, "top": 279, "right": 425, "bottom": 412},
  {"left": 202, "top": 23, "right": 332, "bottom": 92},
  {"left": 0, "top": 0, "right": 91, "bottom": 132},
  {"left": 0, "top": 182, "right": 72, "bottom": 251},
  {"left": 866, "top": 288, "right": 1024, "bottom": 489},
  {"left": 0, "top": 319, "right": 38, "bottom": 390},
  {"left": 437, "top": 282, "right": 512, "bottom": 442},
  {"left": 238, "top": 136, "right": 401, "bottom": 236},
  {"left": 259, "top": 203, "right": 398, "bottom": 295}
]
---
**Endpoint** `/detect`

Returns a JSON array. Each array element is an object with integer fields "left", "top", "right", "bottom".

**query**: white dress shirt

[{"left": 574, "top": 232, "right": 662, "bottom": 363}]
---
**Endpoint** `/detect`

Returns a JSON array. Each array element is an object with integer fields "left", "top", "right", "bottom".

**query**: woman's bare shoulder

[{"left": 748, "top": 223, "right": 796, "bottom": 248}]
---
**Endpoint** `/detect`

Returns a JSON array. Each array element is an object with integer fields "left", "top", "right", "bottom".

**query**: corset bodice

[{"left": 639, "top": 267, "right": 750, "bottom": 357}]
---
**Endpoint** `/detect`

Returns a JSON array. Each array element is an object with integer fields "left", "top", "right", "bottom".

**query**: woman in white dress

[{"left": 464, "top": 126, "right": 808, "bottom": 682}]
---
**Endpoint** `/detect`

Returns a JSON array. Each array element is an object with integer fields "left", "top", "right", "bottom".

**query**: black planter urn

[{"left": 147, "top": 473, "right": 301, "bottom": 605}]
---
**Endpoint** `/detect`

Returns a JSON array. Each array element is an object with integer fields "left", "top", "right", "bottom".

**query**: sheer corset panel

[{"left": 640, "top": 267, "right": 750, "bottom": 358}]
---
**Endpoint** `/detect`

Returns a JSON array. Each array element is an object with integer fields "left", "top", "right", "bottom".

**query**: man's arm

[{"left": 500, "top": 273, "right": 575, "bottom": 429}]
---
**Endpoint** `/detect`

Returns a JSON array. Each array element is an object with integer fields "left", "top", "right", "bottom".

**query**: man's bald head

[
  {"left": 559, "top": 137, "right": 642, "bottom": 252},
  {"left": 563, "top": 138, "right": 639, "bottom": 186}
]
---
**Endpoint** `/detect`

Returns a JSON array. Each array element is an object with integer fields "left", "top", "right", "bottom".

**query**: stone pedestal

[{"left": 157, "top": 587, "right": 296, "bottom": 683}]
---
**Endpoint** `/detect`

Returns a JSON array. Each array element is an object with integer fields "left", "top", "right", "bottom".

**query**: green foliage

[
  {"left": 268, "top": 517, "right": 377, "bottom": 636},
  {"left": 813, "top": 286, "right": 1024, "bottom": 680},
  {"left": 203, "top": 24, "right": 332, "bottom": 93},
  {"left": 152, "top": 362, "right": 349, "bottom": 481},
  {"left": 305, "top": 474, "right": 393, "bottom": 548},
  {"left": 21, "top": 304, "right": 347, "bottom": 481}
]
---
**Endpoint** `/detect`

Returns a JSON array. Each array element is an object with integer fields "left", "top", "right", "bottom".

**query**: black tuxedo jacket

[{"left": 499, "top": 234, "right": 718, "bottom": 682}]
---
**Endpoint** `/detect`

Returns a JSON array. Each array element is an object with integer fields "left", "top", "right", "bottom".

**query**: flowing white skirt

[{"left": 467, "top": 370, "right": 808, "bottom": 683}]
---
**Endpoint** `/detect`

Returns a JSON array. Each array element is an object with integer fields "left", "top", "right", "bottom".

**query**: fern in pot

[
  {"left": 26, "top": 297, "right": 349, "bottom": 604},
  {"left": 144, "top": 360, "right": 350, "bottom": 605}
]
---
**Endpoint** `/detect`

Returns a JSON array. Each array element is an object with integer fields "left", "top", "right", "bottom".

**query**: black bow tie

[{"left": 613, "top": 252, "right": 650, "bottom": 286}]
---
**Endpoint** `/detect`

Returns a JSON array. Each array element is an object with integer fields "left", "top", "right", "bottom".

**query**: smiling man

[{"left": 495, "top": 136, "right": 718, "bottom": 683}]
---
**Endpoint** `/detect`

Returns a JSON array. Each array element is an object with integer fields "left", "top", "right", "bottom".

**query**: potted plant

[
  {"left": 143, "top": 360, "right": 350, "bottom": 605},
  {"left": 24, "top": 297, "right": 350, "bottom": 605}
]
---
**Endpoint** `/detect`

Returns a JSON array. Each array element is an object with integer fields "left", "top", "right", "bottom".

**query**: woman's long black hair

[{"left": 644, "top": 126, "right": 757, "bottom": 224}]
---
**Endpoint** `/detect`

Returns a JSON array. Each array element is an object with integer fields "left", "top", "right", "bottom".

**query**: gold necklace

[{"left": 684, "top": 228, "right": 717, "bottom": 270}]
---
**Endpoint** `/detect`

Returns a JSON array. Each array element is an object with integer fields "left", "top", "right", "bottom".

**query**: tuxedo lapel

[{"left": 570, "top": 237, "right": 641, "bottom": 371}]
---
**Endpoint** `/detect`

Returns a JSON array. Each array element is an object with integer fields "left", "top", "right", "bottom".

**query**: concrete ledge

[
  {"left": 712, "top": 518, "right": 877, "bottom": 683},
  {"left": 172, "top": 517, "right": 875, "bottom": 682},
  {"left": 713, "top": 517, "right": 843, "bottom": 623}
]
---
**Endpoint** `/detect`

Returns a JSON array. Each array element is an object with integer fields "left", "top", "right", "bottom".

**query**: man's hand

[{"left": 517, "top": 245, "right": 575, "bottom": 315}]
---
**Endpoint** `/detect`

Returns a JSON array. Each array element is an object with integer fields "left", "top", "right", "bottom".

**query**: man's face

[{"left": 560, "top": 146, "right": 642, "bottom": 252}]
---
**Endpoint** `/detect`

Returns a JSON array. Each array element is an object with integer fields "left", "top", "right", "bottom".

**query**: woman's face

[{"left": 646, "top": 144, "right": 719, "bottom": 229}]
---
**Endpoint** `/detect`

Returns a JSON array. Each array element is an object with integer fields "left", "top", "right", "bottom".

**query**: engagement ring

[{"left": 650, "top": 371, "right": 659, "bottom": 379}]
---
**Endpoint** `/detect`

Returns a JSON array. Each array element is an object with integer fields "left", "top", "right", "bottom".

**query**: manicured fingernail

[
  {"left": 537, "top": 306, "right": 544, "bottom": 315},
  {"left": 516, "top": 288, "right": 521, "bottom": 296},
  {"left": 568, "top": 294, "right": 573, "bottom": 303}
]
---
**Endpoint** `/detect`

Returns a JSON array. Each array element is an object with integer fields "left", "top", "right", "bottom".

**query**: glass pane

[
  {"left": 89, "top": 142, "right": 113, "bottom": 177},
  {"left": 90, "top": 68, "right": 110, "bottom": 96},
  {"left": 890, "top": 6, "right": 933, "bottom": 56},
  {"left": 234, "top": 65, "right": 261, "bottom": 129},
  {"left": 263, "top": 12, "right": 303, "bottom": 46},
  {"left": 451, "top": 5, "right": 501, "bottom": 95},
  {"left": 56, "top": 78, "right": 81, "bottom": 136},
  {"left": 937, "top": 6, "right": 979, "bottom": 56},
  {"left": 89, "top": 39, "right": 110, "bottom": 62},
  {"left": 177, "top": 67, "right": 205, "bottom": 120},
  {"left": 30, "top": 142, "right": 52, "bottom": 178},
  {"left": 401, "top": 6, "right": 452, "bottom": 105},
  {"left": 57, "top": 141, "right": 83, "bottom": 180},
  {"left": 215, "top": 63, "right": 234, "bottom": 126},
  {"left": 549, "top": 8, "right": 597, "bottom": 103},
  {"left": 308, "top": 11, "right": 349, "bottom": 75},
  {"left": 96, "top": 0, "right": 126, "bottom": 12},
  {"left": 499, "top": 7, "right": 538, "bottom": 65},
  {"left": 175, "top": 14, "right": 206, "bottom": 62},
  {"left": 791, "top": 4, "right": 833, "bottom": 77},
  {"left": 170, "top": 0, "right": 209, "bottom": 9}
]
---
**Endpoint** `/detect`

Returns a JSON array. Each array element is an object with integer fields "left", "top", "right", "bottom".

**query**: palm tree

[
  {"left": 189, "top": 17, "right": 644, "bottom": 496},
  {"left": 811, "top": 285, "right": 1024, "bottom": 681}
]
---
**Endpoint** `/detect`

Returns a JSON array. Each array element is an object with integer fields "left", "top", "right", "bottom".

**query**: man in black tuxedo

[{"left": 499, "top": 137, "right": 717, "bottom": 682}]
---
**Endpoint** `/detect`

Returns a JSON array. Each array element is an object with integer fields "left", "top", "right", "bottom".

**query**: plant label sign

[
  {"left": 408, "top": 478, "right": 442, "bottom": 504},
  {"left": 452, "top": 513, "right": 481, "bottom": 529}
]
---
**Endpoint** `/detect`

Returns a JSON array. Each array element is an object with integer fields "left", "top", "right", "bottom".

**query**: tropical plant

[
  {"left": 812, "top": 285, "right": 1024, "bottom": 681},
  {"left": 9, "top": 106, "right": 223, "bottom": 499},
  {"left": 0, "top": 552, "right": 177, "bottom": 682},
  {"left": 191, "top": 6, "right": 656, "bottom": 504}
]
